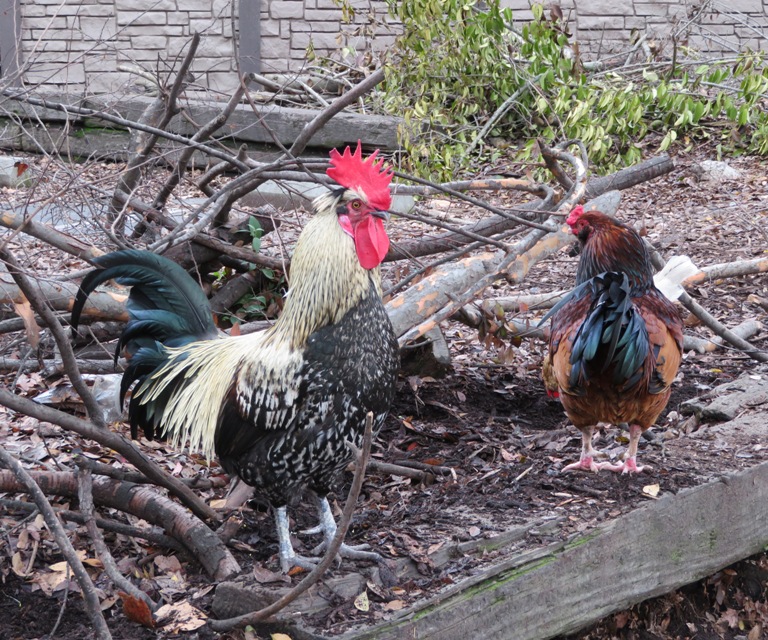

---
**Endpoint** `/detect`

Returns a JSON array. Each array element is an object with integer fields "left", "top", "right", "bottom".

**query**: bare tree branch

[
  {"left": 0, "top": 388, "right": 220, "bottom": 523},
  {"left": 0, "top": 448, "right": 112, "bottom": 640},
  {"left": 76, "top": 464, "right": 158, "bottom": 611}
]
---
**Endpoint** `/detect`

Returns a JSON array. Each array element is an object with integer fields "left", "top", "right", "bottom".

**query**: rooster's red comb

[
  {"left": 566, "top": 205, "right": 585, "bottom": 227},
  {"left": 326, "top": 141, "right": 393, "bottom": 211}
]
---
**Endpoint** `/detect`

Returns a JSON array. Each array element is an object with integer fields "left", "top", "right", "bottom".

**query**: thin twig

[
  {"left": 392, "top": 170, "right": 553, "bottom": 232},
  {"left": 0, "top": 388, "right": 220, "bottom": 523},
  {"left": 367, "top": 458, "right": 433, "bottom": 481},
  {"left": 0, "top": 498, "right": 184, "bottom": 550},
  {"left": 209, "top": 412, "right": 376, "bottom": 632},
  {"left": 0, "top": 247, "right": 106, "bottom": 428},
  {"left": 287, "top": 68, "right": 385, "bottom": 157},
  {"left": 0, "top": 447, "right": 112, "bottom": 640},
  {"left": 77, "top": 464, "right": 157, "bottom": 611},
  {"left": 154, "top": 77, "right": 248, "bottom": 212}
]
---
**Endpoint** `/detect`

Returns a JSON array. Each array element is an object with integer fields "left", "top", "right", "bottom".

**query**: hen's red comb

[
  {"left": 566, "top": 205, "right": 585, "bottom": 227},
  {"left": 326, "top": 141, "right": 393, "bottom": 211}
]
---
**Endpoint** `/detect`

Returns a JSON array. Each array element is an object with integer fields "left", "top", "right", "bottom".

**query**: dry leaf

[
  {"left": 154, "top": 600, "right": 206, "bottom": 632},
  {"left": 271, "top": 634, "right": 293, "bottom": 640},
  {"left": 12, "top": 295, "right": 40, "bottom": 349},
  {"left": 154, "top": 555, "right": 183, "bottom": 574},
  {"left": 642, "top": 484, "right": 660, "bottom": 498},
  {"left": 384, "top": 599, "right": 405, "bottom": 611},
  {"left": 500, "top": 447, "right": 515, "bottom": 462},
  {"left": 49, "top": 550, "right": 87, "bottom": 572},
  {"left": 11, "top": 551, "right": 28, "bottom": 577},
  {"left": 253, "top": 565, "right": 290, "bottom": 584},
  {"left": 353, "top": 590, "right": 370, "bottom": 612},
  {"left": 120, "top": 592, "right": 155, "bottom": 628}
]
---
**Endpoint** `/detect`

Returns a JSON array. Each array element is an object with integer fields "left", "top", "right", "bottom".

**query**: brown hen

[{"left": 542, "top": 207, "right": 684, "bottom": 474}]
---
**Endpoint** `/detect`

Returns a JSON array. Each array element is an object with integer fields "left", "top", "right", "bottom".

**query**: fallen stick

[
  {"left": 683, "top": 319, "right": 763, "bottom": 354},
  {"left": 0, "top": 275, "right": 127, "bottom": 323},
  {"left": 391, "top": 153, "right": 674, "bottom": 261},
  {"left": 0, "top": 449, "right": 112, "bottom": 640},
  {"left": 0, "top": 498, "right": 184, "bottom": 550},
  {"left": 0, "top": 469, "right": 240, "bottom": 581},
  {"left": 77, "top": 464, "right": 158, "bottom": 612},
  {"left": 1, "top": 247, "right": 106, "bottom": 428},
  {"left": 389, "top": 189, "right": 618, "bottom": 345},
  {"left": 0, "top": 209, "right": 105, "bottom": 263},
  {"left": 0, "top": 388, "right": 220, "bottom": 523},
  {"left": 682, "top": 256, "right": 768, "bottom": 286}
]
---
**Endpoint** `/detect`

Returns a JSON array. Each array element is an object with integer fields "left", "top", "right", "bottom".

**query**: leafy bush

[{"left": 380, "top": 0, "right": 768, "bottom": 178}]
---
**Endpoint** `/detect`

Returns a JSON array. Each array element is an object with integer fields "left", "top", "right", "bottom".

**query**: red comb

[
  {"left": 566, "top": 205, "right": 585, "bottom": 227},
  {"left": 326, "top": 141, "right": 393, "bottom": 211}
]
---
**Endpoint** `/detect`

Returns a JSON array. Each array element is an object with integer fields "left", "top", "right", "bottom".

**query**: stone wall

[
  {"left": 19, "top": 0, "right": 237, "bottom": 97},
  {"left": 12, "top": 0, "right": 768, "bottom": 98},
  {"left": 501, "top": 0, "right": 768, "bottom": 58},
  {"left": 259, "top": 0, "right": 397, "bottom": 75}
]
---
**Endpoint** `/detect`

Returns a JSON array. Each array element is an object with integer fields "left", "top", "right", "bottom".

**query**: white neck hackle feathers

[{"left": 134, "top": 188, "right": 381, "bottom": 459}]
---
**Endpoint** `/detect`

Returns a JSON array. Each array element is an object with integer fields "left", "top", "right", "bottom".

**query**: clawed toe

[
  {"left": 310, "top": 540, "right": 380, "bottom": 563},
  {"left": 279, "top": 552, "right": 319, "bottom": 574}
]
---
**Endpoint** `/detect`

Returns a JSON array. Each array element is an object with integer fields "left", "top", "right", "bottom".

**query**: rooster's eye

[{"left": 350, "top": 200, "right": 362, "bottom": 211}]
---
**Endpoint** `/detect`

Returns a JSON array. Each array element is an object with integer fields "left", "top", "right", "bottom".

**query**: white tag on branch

[{"left": 654, "top": 255, "right": 701, "bottom": 301}]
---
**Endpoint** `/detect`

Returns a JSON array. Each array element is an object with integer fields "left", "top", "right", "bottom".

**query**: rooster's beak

[{"left": 371, "top": 210, "right": 391, "bottom": 222}]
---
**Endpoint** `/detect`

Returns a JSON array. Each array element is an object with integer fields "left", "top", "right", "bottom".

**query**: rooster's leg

[
  {"left": 597, "top": 424, "right": 650, "bottom": 474},
  {"left": 308, "top": 496, "right": 382, "bottom": 563},
  {"left": 562, "top": 426, "right": 605, "bottom": 472},
  {"left": 275, "top": 506, "right": 320, "bottom": 573}
]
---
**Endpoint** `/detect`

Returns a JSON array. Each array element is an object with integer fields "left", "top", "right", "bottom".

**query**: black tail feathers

[{"left": 70, "top": 250, "right": 218, "bottom": 437}]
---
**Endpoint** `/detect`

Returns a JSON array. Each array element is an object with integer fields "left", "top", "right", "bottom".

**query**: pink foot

[
  {"left": 596, "top": 457, "right": 650, "bottom": 474},
  {"left": 562, "top": 456, "right": 602, "bottom": 473}
]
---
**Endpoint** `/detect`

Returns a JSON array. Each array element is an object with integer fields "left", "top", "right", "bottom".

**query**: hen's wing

[
  {"left": 548, "top": 291, "right": 591, "bottom": 398},
  {"left": 636, "top": 291, "right": 684, "bottom": 395}
]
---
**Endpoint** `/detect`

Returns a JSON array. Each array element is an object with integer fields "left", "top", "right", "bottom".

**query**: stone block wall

[
  {"left": 11, "top": 0, "right": 768, "bottom": 97},
  {"left": 19, "top": 0, "right": 237, "bottom": 98},
  {"left": 259, "top": 0, "right": 397, "bottom": 75},
  {"left": 502, "top": 0, "right": 768, "bottom": 58}
]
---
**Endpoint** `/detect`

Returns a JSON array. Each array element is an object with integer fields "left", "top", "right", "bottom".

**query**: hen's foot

[
  {"left": 311, "top": 540, "right": 381, "bottom": 563},
  {"left": 596, "top": 457, "right": 649, "bottom": 474},
  {"left": 562, "top": 456, "right": 603, "bottom": 473}
]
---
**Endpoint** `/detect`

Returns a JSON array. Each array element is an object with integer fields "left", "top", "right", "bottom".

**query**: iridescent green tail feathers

[{"left": 70, "top": 250, "right": 218, "bottom": 436}]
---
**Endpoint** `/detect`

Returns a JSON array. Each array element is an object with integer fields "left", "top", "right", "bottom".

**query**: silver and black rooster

[{"left": 71, "top": 143, "right": 400, "bottom": 571}]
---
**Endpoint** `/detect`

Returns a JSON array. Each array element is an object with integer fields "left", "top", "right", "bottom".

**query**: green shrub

[{"left": 380, "top": 0, "right": 768, "bottom": 178}]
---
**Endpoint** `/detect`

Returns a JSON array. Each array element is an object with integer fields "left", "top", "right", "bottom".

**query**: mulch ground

[{"left": 1, "top": 140, "right": 768, "bottom": 639}]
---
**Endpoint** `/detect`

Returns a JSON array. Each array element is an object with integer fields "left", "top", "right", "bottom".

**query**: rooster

[
  {"left": 71, "top": 143, "right": 400, "bottom": 571},
  {"left": 542, "top": 206, "right": 683, "bottom": 474}
]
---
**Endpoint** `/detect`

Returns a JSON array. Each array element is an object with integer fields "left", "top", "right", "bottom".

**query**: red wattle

[{"left": 354, "top": 216, "right": 389, "bottom": 269}]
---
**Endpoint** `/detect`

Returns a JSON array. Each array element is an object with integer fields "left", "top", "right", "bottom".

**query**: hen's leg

[
  {"left": 275, "top": 506, "right": 319, "bottom": 573},
  {"left": 562, "top": 426, "right": 605, "bottom": 472},
  {"left": 307, "top": 496, "right": 381, "bottom": 563},
  {"left": 597, "top": 424, "right": 650, "bottom": 474}
]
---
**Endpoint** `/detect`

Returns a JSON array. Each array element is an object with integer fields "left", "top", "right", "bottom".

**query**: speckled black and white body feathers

[{"left": 216, "top": 281, "right": 398, "bottom": 505}]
